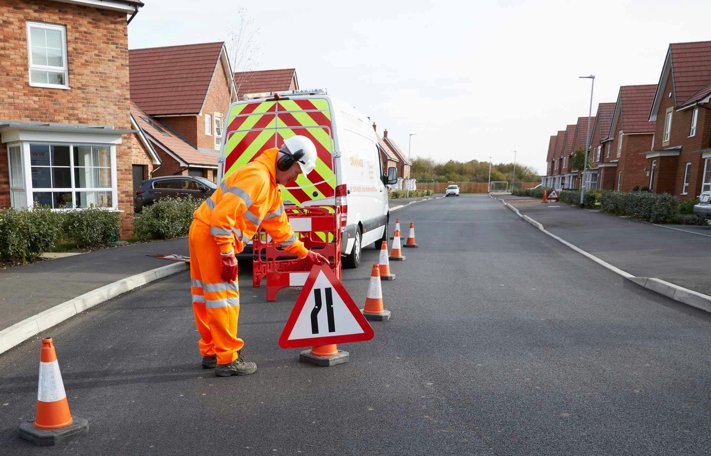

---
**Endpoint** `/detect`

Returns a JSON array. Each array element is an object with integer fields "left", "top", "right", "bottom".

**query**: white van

[{"left": 219, "top": 89, "right": 397, "bottom": 269}]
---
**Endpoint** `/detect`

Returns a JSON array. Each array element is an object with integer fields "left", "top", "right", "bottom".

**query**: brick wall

[
  {"left": 618, "top": 134, "right": 653, "bottom": 192},
  {"left": 157, "top": 116, "right": 198, "bottom": 148},
  {"left": 0, "top": 0, "right": 139, "bottom": 238},
  {"left": 198, "top": 62, "right": 232, "bottom": 151},
  {"left": 653, "top": 156, "right": 679, "bottom": 194}
]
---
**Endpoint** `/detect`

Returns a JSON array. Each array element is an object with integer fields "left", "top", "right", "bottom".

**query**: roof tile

[{"left": 234, "top": 69, "right": 297, "bottom": 98}]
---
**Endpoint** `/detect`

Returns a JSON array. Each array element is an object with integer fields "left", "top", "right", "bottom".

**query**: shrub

[
  {"left": 61, "top": 208, "right": 120, "bottom": 249},
  {"left": 679, "top": 198, "right": 698, "bottom": 215},
  {"left": 134, "top": 197, "right": 200, "bottom": 240},
  {"left": 0, "top": 207, "right": 62, "bottom": 264},
  {"left": 388, "top": 189, "right": 432, "bottom": 199},
  {"left": 599, "top": 191, "right": 679, "bottom": 223},
  {"left": 649, "top": 193, "right": 679, "bottom": 224}
]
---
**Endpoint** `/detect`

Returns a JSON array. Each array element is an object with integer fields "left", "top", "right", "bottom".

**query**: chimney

[
  {"left": 383, "top": 128, "right": 388, "bottom": 138},
  {"left": 372, "top": 122, "right": 377, "bottom": 132}
]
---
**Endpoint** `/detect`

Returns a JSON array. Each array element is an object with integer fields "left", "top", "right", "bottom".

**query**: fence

[{"left": 416, "top": 182, "right": 539, "bottom": 193}]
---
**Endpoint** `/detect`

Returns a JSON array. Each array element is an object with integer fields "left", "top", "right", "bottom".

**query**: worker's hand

[
  {"left": 305, "top": 250, "right": 329, "bottom": 266},
  {"left": 220, "top": 254, "right": 238, "bottom": 282}
]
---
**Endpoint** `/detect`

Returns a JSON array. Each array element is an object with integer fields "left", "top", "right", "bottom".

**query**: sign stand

[{"left": 279, "top": 265, "right": 374, "bottom": 367}]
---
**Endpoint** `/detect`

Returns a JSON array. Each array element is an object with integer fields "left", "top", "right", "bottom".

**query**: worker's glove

[
  {"left": 305, "top": 250, "right": 329, "bottom": 266},
  {"left": 220, "top": 253, "right": 238, "bottom": 282}
]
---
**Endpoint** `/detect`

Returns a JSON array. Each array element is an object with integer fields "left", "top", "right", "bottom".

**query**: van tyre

[{"left": 343, "top": 228, "right": 361, "bottom": 269}]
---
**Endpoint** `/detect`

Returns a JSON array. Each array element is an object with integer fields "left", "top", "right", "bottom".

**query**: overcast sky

[{"left": 128, "top": 0, "right": 711, "bottom": 175}]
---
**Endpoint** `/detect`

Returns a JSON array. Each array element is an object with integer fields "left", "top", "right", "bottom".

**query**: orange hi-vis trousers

[{"left": 188, "top": 221, "right": 242, "bottom": 365}]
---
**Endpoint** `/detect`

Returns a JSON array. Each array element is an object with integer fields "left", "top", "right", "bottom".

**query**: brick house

[
  {"left": 647, "top": 41, "right": 711, "bottom": 199},
  {"left": 587, "top": 102, "right": 616, "bottom": 190},
  {"left": 373, "top": 123, "right": 400, "bottom": 181},
  {"left": 571, "top": 116, "right": 594, "bottom": 189},
  {"left": 560, "top": 124, "right": 576, "bottom": 189},
  {"left": 234, "top": 68, "right": 299, "bottom": 100},
  {"left": 608, "top": 84, "right": 657, "bottom": 192},
  {"left": 381, "top": 129, "right": 411, "bottom": 182},
  {"left": 129, "top": 42, "right": 237, "bottom": 183},
  {"left": 546, "top": 129, "right": 566, "bottom": 189},
  {"left": 542, "top": 134, "right": 557, "bottom": 187},
  {"left": 0, "top": 0, "right": 150, "bottom": 239}
]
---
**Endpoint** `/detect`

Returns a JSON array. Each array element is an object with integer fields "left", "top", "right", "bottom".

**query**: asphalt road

[{"left": 1, "top": 194, "right": 710, "bottom": 455}]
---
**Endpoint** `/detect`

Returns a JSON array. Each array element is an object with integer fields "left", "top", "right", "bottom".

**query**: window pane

[
  {"left": 184, "top": 180, "right": 198, "bottom": 190},
  {"left": 75, "top": 191, "right": 112, "bottom": 208},
  {"left": 33, "top": 192, "right": 53, "bottom": 208},
  {"left": 54, "top": 192, "right": 72, "bottom": 208},
  {"left": 52, "top": 145, "right": 70, "bottom": 166},
  {"left": 45, "top": 29, "right": 62, "bottom": 49},
  {"left": 74, "top": 146, "right": 94, "bottom": 166},
  {"left": 9, "top": 146, "right": 24, "bottom": 188},
  {"left": 30, "top": 69, "right": 49, "bottom": 84},
  {"left": 30, "top": 144, "right": 50, "bottom": 165},
  {"left": 74, "top": 168, "right": 98, "bottom": 188},
  {"left": 31, "top": 167, "right": 51, "bottom": 188},
  {"left": 30, "top": 27, "right": 46, "bottom": 47},
  {"left": 32, "top": 49, "right": 48, "bottom": 66},
  {"left": 97, "top": 147, "right": 111, "bottom": 167},
  {"left": 47, "top": 47, "right": 63, "bottom": 67},
  {"left": 98, "top": 168, "right": 111, "bottom": 187},
  {"left": 11, "top": 191, "right": 27, "bottom": 208},
  {"left": 53, "top": 167, "right": 71, "bottom": 188},
  {"left": 47, "top": 71, "right": 65, "bottom": 85}
]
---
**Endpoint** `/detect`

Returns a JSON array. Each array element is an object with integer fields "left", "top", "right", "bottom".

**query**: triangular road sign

[{"left": 279, "top": 265, "right": 375, "bottom": 349}]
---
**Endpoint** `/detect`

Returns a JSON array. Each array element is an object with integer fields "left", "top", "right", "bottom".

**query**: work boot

[
  {"left": 201, "top": 355, "right": 217, "bottom": 369},
  {"left": 215, "top": 353, "right": 257, "bottom": 377}
]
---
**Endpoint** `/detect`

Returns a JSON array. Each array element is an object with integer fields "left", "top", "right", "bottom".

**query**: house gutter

[{"left": 127, "top": 4, "right": 139, "bottom": 24}]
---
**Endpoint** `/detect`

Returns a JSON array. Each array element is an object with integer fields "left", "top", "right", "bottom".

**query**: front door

[{"left": 132, "top": 165, "right": 146, "bottom": 195}]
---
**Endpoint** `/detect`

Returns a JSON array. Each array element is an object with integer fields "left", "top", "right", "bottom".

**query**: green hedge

[
  {"left": 134, "top": 197, "right": 201, "bottom": 241},
  {"left": 599, "top": 191, "right": 678, "bottom": 223},
  {"left": 0, "top": 207, "right": 62, "bottom": 264},
  {"left": 61, "top": 208, "right": 120, "bottom": 249},
  {"left": 388, "top": 189, "right": 433, "bottom": 199}
]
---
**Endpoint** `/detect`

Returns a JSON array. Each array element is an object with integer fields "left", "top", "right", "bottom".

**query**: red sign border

[{"left": 278, "top": 265, "right": 375, "bottom": 348}]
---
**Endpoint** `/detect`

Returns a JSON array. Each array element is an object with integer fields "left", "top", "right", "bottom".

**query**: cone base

[
  {"left": 19, "top": 416, "right": 88, "bottom": 446},
  {"left": 380, "top": 274, "right": 396, "bottom": 281},
  {"left": 389, "top": 255, "right": 406, "bottom": 261},
  {"left": 404, "top": 243, "right": 418, "bottom": 248},
  {"left": 299, "top": 349, "right": 349, "bottom": 367},
  {"left": 363, "top": 309, "right": 391, "bottom": 321}
]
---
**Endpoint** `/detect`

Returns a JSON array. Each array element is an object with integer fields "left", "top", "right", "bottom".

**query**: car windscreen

[{"left": 195, "top": 176, "right": 217, "bottom": 189}]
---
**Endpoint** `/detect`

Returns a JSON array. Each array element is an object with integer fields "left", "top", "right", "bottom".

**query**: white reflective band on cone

[
  {"left": 367, "top": 276, "right": 382, "bottom": 299},
  {"left": 38, "top": 361, "right": 67, "bottom": 403},
  {"left": 379, "top": 248, "right": 388, "bottom": 264}
]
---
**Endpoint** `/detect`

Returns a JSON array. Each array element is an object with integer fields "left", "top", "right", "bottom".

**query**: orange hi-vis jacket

[{"left": 193, "top": 147, "right": 309, "bottom": 259}]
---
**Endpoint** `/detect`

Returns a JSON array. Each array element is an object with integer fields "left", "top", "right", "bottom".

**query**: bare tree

[{"left": 225, "top": 7, "right": 261, "bottom": 101}]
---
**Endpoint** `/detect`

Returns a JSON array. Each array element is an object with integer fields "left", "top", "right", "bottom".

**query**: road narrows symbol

[
  {"left": 325, "top": 287, "right": 335, "bottom": 332},
  {"left": 310, "top": 287, "right": 337, "bottom": 334},
  {"left": 311, "top": 288, "right": 322, "bottom": 334}
]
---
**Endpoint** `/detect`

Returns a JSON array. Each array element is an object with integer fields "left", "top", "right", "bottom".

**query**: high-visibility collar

[{"left": 254, "top": 147, "right": 279, "bottom": 186}]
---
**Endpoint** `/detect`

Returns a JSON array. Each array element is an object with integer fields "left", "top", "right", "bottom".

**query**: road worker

[{"left": 189, "top": 135, "right": 329, "bottom": 377}]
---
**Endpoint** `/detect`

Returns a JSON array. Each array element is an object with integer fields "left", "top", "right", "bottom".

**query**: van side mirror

[{"left": 386, "top": 166, "right": 398, "bottom": 185}]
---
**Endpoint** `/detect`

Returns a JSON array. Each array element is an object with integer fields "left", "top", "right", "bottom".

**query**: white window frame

[
  {"left": 26, "top": 21, "right": 69, "bottom": 89},
  {"left": 595, "top": 145, "right": 601, "bottom": 162},
  {"left": 689, "top": 107, "right": 698, "bottom": 137},
  {"left": 204, "top": 114, "right": 212, "bottom": 136},
  {"left": 617, "top": 171, "right": 623, "bottom": 191},
  {"left": 649, "top": 160, "right": 657, "bottom": 191},
  {"left": 681, "top": 162, "right": 692, "bottom": 195},
  {"left": 703, "top": 158, "right": 711, "bottom": 194},
  {"left": 663, "top": 108, "right": 673, "bottom": 143},
  {"left": 605, "top": 142, "right": 610, "bottom": 160},
  {"left": 7, "top": 141, "right": 117, "bottom": 210},
  {"left": 213, "top": 112, "right": 223, "bottom": 149},
  {"left": 616, "top": 131, "right": 623, "bottom": 158}
]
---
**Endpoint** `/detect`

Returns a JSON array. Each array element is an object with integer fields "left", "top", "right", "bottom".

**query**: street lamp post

[
  {"left": 406, "top": 133, "right": 415, "bottom": 198},
  {"left": 579, "top": 75, "right": 595, "bottom": 208},
  {"left": 487, "top": 156, "right": 492, "bottom": 193}
]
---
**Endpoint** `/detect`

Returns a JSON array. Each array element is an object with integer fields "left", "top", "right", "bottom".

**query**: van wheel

[{"left": 343, "top": 228, "right": 361, "bottom": 269}]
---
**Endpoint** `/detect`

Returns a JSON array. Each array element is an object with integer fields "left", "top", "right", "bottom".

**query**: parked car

[
  {"left": 445, "top": 184, "right": 460, "bottom": 197},
  {"left": 134, "top": 175, "right": 217, "bottom": 212},
  {"left": 693, "top": 191, "right": 711, "bottom": 217}
]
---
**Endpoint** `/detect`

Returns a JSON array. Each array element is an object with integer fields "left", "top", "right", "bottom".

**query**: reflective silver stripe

[
  {"left": 210, "top": 227, "right": 232, "bottom": 236},
  {"left": 222, "top": 184, "right": 253, "bottom": 209},
  {"left": 232, "top": 227, "right": 244, "bottom": 241},
  {"left": 265, "top": 204, "right": 284, "bottom": 220},
  {"left": 244, "top": 210, "right": 261, "bottom": 226},
  {"left": 279, "top": 234, "right": 297, "bottom": 247},
  {"left": 191, "top": 279, "right": 203, "bottom": 288},
  {"left": 206, "top": 197, "right": 216, "bottom": 209},
  {"left": 206, "top": 297, "right": 240, "bottom": 309},
  {"left": 192, "top": 295, "right": 206, "bottom": 303},
  {"left": 203, "top": 282, "right": 239, "bottom": 292}
]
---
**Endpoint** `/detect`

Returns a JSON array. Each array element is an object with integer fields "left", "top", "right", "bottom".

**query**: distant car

[
  {"left": 693, "top": 191, "right": 711, "bottom": 217},
  {"left": 445, "top": 184, "right": 460, "bottom": 197},
  {"left": 134, "top": 175, "right": 217, "bottom": 212}
]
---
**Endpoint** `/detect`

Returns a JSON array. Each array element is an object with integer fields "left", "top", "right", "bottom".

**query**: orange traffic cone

[
  {"left": 300, "top": 344, "right": 349, "bottom": 367},
  {"left": 404, "top": 222, "right": 418, "bottom": 248},
  {"left": 19, "top": 338, "right": 88, "bottom": 446},
  {"left": 390, "top": 218, "right": 403, "bottom": 239},
  {"left": 541, "top": 189, "right": 548, "bottom": 203},
  {"left": 362, "top": 264, "right": 391, "bottom": 321},
  {"left": 389, "top": 229, "right": 406, "bottom": 261},
  {"left": 378, "top": 242, "right": 396, "bottom": 281}
]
